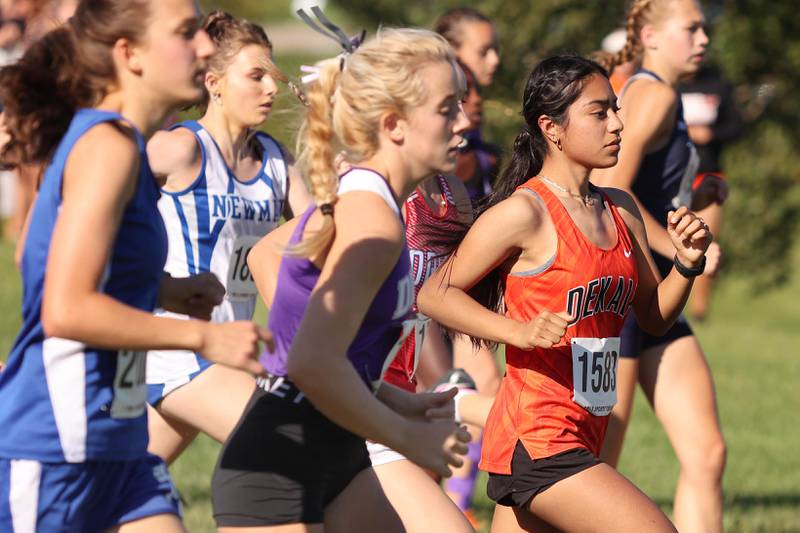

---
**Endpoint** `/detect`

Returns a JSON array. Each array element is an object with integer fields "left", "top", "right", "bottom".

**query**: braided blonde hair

[
  {"left": 595, "top": 0, "right": 674, "bottom": 74},
  {"left": 290, "top": 28, "right": 458, "bottom": 257}
]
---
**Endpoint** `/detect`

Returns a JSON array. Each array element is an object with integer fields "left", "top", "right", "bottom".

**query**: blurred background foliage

[{"left": 204, "top": 0, "right": 800, "bottom": 288}]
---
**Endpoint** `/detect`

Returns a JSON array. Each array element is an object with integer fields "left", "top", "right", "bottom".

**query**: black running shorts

[
  {"left": 487, "top": 441, "right": 601, "bottom": 508},
  {"left": 212, "top": 376, "right": 371, "bottom": 527}
]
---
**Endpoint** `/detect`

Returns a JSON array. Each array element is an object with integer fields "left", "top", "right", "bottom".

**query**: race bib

[
  {"left": 571, "top": 337, "right": 620, "bottom": 416},
  {"left": 227, "top": 235, "right": 261, "bottom": 301},
  {"left": 110, "top": 350, "right": 147, "bottom": 419}
]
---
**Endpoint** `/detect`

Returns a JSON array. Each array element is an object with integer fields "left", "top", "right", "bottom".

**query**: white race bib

[
  {"left": 111, "top": 350, "right": 146, "bottom": 419},
  {"left": 227, "top": 235, "right": 261, "bottom": 301},
  {"left": 571, "top": 337, "right": 620, "bottom": 416}
]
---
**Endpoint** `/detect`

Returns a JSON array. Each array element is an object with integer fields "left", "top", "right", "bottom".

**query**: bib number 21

[
  {"left": 571, "top": 337, "right": 620, "bottom": 416},
  {"left": 111, "top": 350, "right": 146, "bottom": 419}
]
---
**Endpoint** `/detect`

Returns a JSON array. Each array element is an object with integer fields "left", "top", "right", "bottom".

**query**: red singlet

[
  {"left": 481, "top": 178, "right": 638, "bottom": 474},
  {"left": 384, "top": 175, "right": 463, "bottom": 392}
]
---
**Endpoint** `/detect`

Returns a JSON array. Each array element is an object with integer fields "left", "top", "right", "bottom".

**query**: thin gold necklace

[{"left": 537, "top": 175, "right": 597, "bottom": 207}]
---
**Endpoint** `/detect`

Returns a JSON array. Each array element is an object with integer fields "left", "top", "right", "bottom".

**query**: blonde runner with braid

[{"left": 592, "top": 1, "right": 726, "bottom": 532}]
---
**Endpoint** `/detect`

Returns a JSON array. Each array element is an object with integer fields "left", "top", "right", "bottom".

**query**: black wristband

[{"left": 673, "top": 255, "right": 706, "bottom": 278}]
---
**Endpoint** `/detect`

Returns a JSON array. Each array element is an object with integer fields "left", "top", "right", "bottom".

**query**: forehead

[
  {"left": 148, "top": 0, "right": 201, "bottom": 30},
  {"left": 419, "top": 61, "right": 459, "bottom": 101},
  {"left": 460, "top": 20, "right": 495, "bottom": 45},
  {"left": 573, "top": 74, "right": 614, "bottom": 104},
  {"left": 228, "top": 44, "right": 272, "bottom": 68},
  {"left": 661, "top": 0, "right": 705, "bottom": 25}
]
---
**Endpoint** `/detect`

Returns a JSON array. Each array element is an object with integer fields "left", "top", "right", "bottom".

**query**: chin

[{"left": 597, "top": 155, "right": 619, "bottom": 169}]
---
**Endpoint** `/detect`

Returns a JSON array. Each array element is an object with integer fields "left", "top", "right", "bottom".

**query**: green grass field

[{"left": 1, "top": 236, "right": 798, "bottom": 532}]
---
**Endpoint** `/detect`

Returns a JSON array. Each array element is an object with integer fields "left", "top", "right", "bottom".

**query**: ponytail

[
  {"left": 0, "top": 0, "right": 150, "bottom": 168},
  {"left": 595, "top": 0, "right": 666, "bottom": 75},
  {"left": 289, "top": 27, "right": 458, "bottom": 257},
  {"left": 287, "top": 58, "right": 342, "bottom": 257},
  {"left": 0, "top": 26, "right": 86, "bottom": 167}
]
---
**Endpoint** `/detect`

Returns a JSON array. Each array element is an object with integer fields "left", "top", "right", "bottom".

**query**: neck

[
  {"left": 358, "top": 148, "right": 420, "bottom": 204},
  {"left": 538, "top": 157, "right": 592, "bottom": 196},
  {"left": 199, "top": 106, "right": 254, "bottom": 167},
  {"left": 95, "top": 90, "right": 173, "bottom": 139},
  {"left": 641, "top": 55, "right": 680, "bottom": 86}
]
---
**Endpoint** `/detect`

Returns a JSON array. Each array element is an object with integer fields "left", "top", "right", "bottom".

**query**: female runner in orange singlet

[{"left": 419, "top": 55, "right": 711, "bottom": 532}]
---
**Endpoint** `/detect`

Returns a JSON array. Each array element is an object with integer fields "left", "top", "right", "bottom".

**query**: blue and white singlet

[
  {"left": 146, "top": 121, "right": 289, "bottom": 400},
  {"left": 0, "top": 109, "right": 167, "bottom": 463}
]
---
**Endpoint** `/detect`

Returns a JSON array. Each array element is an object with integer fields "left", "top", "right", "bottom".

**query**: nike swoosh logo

[{"left": 623, "top": 249, "right": 632, "bottom": 258}]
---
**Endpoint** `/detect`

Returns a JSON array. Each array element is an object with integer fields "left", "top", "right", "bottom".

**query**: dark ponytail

[
  {"left": 0, "top": 0, "right": 150, "bottom": 168},
  {"left": 432, "top": 54, "right": 608, "bottom": 349}
]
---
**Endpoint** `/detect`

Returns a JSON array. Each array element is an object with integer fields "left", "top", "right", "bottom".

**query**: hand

[
  {"left": 704, "top": 241, "right": 723, "bottom": 277},
  {"left": 404, "top": 388, "right": 458, "bottom": 421},
  {"left": 667, "top": 207, "right": 713, "bottom": 267},
  {"left": 513, "top": 311, "right": 571, "bottom": 349},
  {"left": 691, "top": 174, "right": 729, "bottom": 210},
  {"left": 399, "top": 420, "right": 472, "bottom": 478},
  {"left": 198, "top": 321, "right": 273, "bottom": 376},
  {"left": 160, "top": 272, "right": 225, "bottom": 320},
  {"left": 0, "top": 360, "right": 4, "bottom": 372},
  {"left": 688, "top": 124, "right": 713, "bottom": 145}
]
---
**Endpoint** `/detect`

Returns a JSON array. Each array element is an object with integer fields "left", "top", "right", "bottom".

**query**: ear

[
  {"left": 112, "top": 37, "right": 142, "bottom": 76},
  {"left": 205, "top": 71, "right": 221, "bottom": 98},
  {"left": 640, "top": 23, "right": 658, "bottom": 50},
  {"left": 537, "top": 114, "right": 562, "bottom": 146},
  {"left": 382, "top": 111, "right": 406, "bottom": 145}
]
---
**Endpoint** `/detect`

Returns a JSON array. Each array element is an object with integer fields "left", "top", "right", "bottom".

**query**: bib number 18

[
  {"left": 227, "top": 235, "right": 261, "bottom": 301},
  {"left": 571, "top": 337, "right": 620, "bottom": 416}
]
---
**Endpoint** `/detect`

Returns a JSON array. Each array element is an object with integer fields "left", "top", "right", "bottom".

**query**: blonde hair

[
  {"left": 595, "top": 0, "right": 678, "bottom": 74},
  {"left": 290, "top": 27, "right": 458, "bottom": 256}
]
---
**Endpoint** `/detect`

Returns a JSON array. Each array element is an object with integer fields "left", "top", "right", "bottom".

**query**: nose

[
  {"left": 698, "top": 26, "right": 710, "bottom": 47},
  {"left": 454, "top": 102, "right": 471, "bottom": 135},
  {"left": 194, "top": 29, "right": 215, "bottom": 60},
  {"left": 609, "top": 108, "right": 623, "bottom": 134},
  {"left": 263, "top": 74, "right": 279, "bottom": 97},
  {"left": 488, "top": 48, "right": 500, "bottom": 71}
]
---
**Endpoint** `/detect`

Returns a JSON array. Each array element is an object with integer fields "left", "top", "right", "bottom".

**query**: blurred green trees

[{"left": 329, "top": 0, "right": 800, "bottom": 288}]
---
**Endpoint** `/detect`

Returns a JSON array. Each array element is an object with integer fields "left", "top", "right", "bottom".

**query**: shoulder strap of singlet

[
  {"left": 159, "top": 120, "right": 207, "bottom": 196},
  {"left": 48, "top": 109, "right": 144, "bottom": 199},
  {"left": 618, "top": 69, "right": 661, "bottom": 101},
  {"left": 595, "top": 189, "right": 636, "bottom": 251},
  {"left": 338, "top": 167, "right": 401, "bottom": 216},
  {"left": 437, "top": 174, "right": 455, "bottom": 207},
  {"left": 251, "top": 131, "right": 288, "bottom": 195}
]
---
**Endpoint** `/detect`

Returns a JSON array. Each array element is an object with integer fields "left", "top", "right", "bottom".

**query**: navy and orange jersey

[
  {"left": 480, "top": 177, "right": 638, "bottom": 475},
  {"left": 384, "top": 175, "right": 464, "bottom": 392}
]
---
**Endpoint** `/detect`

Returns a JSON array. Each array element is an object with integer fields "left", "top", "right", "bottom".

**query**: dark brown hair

[
  {"left": 0, "top": 0, "right": 150, "bottom": 167},
  {"left": 434, "top": 7, "right": 492, "bottom": 50}
]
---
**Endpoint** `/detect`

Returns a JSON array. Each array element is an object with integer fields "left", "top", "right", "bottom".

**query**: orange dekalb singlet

[{"left": 480, "top": 178, "right": 638, "bottom": 475}]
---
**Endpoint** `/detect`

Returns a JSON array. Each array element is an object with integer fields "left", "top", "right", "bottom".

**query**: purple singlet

[{"left": 261, "top": 168, "right": 414, "bottom": 389}]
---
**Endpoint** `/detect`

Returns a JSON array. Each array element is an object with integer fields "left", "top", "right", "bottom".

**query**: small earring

[
  {"left": 556, "top": 138, "right": 562, "bottom": 151},
  {"left": 212, "top": 93, "right": 222, "bottom": 104}
]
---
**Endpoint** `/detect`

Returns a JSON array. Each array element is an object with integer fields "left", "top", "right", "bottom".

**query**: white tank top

[{"left": 157, "top": 120, "right": 289, "bottom": 323}]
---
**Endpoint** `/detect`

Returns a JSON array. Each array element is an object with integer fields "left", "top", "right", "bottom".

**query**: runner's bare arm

[
  {"left": 591, "top": 80, "right": 679, "bottom": 259},
  {"left": 419, "top": 193, "right": 569, "bottom": 349},
  {"left": 606, "top": 187, "right": 711, "bottom": 335}
]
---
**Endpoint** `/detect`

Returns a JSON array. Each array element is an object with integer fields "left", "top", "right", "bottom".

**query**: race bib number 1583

[{"left": 571, "top": 337, "right": 620, "bottom": 416}]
